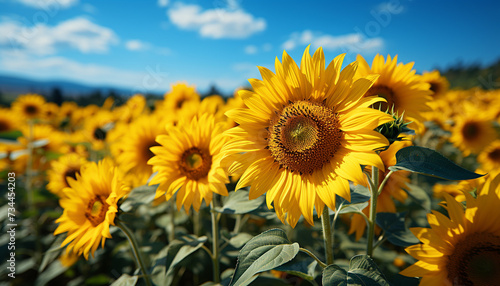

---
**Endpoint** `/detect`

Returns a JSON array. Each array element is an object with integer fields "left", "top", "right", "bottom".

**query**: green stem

[
  {"left": 321, "top": 207, "right": 334, "bottom": 265},
  {"left": 210, "top": 200, "right": 221, "bottom": 283},
  {"left": 116, "top": 220, "right": 152, "bottom": 286},
  {"left": 367, "top": 167, "right": 379, "bottom": 257},
  {"left": 193, "top": 210, "right": 201, "bottom": 237},
  {"left": 378, "top": 170, "right": 394, "bottom": 196},
  {"left": 168, "top": 200, "right": 175, "bottom": 242},
  {"left": 299, "top": 248, "right": 327, "bottom": 269}
]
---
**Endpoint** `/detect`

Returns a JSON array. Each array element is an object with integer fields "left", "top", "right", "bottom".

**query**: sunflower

[
  {"left": 114, "top": 94, "right": 148, "bottom": 123},
  {"left": 159, "top": 82, "right": 201, "bottom": 114},
  {"left": 433, "top": 169, "right": 487, "bottom": 203},
  {"left": 11, "top": 94, "right": 47, "bottom": 121},
  {"left": 355, "top": 54, "right": 432, "bottom": 133},
  {"left": 47, "top": 153, "right": 88, "bottom": 197},
  {"left": 478, "top": 141, "right": 500, "bottom": 172},
  {"left": 222, "top": 47, "right": 393, "bottom": 227},
  {"left": 0, "top": 108, "right": 17, "bottom": 133},
  {"left": 54, "top": 158, "right": 130, "bottom": 259},
  {"left": 114, "top": 113, "right": 169, "bottom": 187},
  {"left": 348, "top": 140, "right": 411, "bottom": 240},
  {"left": 43, "top": 102, "right": 60, "bottom": 124},
  {"left": 400, "top": 174, "right": 500, "bottom": 285},
  {"left": 148, "top": 113, "right": 229, "bottom": 212},
  {"left": 421, "top": 70, "right": 449, "bottom": 98},
  {"left": 449, "top": 105, "right": 497, "bottom": 156},
  {"left": 82, "top": 110, "right": 115, "bottom": 151}
]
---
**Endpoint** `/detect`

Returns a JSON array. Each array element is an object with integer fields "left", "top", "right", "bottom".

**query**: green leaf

[
  {"left": 151, "top": 235, "right": 207, "bottom": 286},
  {"left": 216, "top": 189, "right": 265, "bottom": 214},
  {"left": 110, "top": 274, "right": 138, "bottom": 286},
  {"left": 120, "top": 185, "right": 158, "bottom": 212},
  {"left": 376, "top": 212, "right": 419, "bottom": 247},
  {"left": 336, "top": 185, "right": 371, "bottom": 209},
  {"left": 229, "top": 229, "right": 300, "bottom": 286},
  {"left": 35, "top": 260, "right": 68, "bottom": 286},
  {"left": 389, "top": 146, "right": 484, "bottom": 180},
  {"left": 322, "top": 264, "right": 347, "bottom": 286},
  {"left": 347, "top": 255, "right": 389, "bottom": 286},
  {"left": 0, "top": 130, "right": 23, "bottom": 140},
  {"left": 275, "top": 259, "right": 316, "bottom": 280},
  {"left": 404, "top": 184, "right": 431, "bottom": 212}
]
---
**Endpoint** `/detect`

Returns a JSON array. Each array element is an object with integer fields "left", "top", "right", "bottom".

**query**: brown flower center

[
  {"left": 429, "top": 81, "right": 440, "bottom": 95},
  {"left": 0, "top": 119, "right": 10, "bottom": 132},
  {"left": 93, "top": 127, "right": 107, "bottom": 141},
  {"left": 143, "top": 140, "right": 160, "bottom": 164},
  {"left": 365, "top": 84, "right": 396, "bottom": 111},
  {"left": 267, "top": 100, "right": 342, "bottom": 175},
  {"left": 179, "top": 147, "right": 212, "bottom": 180},
  {"left": 447, "top": 232, "right": 500, "bottom": 286},
  {"left": 487, "top": 148, "right": 500, "bottom": 162},
  {"left": 85, "top": 195, "right": 110, "bottom": 227},
  {"left": 461, "top": 121, "right": 480, "bottom": 141},
  {"left": 63, "top": 168, "right": 79, "bottom": 187},
  {"left": 24, "top": 104, "right": 39, "bottom": 115}
]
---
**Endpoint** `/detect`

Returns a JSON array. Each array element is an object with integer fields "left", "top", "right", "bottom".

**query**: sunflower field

[{"left": 1, "top": 47, "right": 500, "bottom": 286}]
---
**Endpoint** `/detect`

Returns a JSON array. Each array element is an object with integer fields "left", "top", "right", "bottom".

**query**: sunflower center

[
  {"left": 461, "top": 121, "right": 480, "bottom": 141},
  {"left": 365, "top": 84, "right": 395, "bottom": 111},
  {"left": 93, "top": 127, "right": 107, "bottom": 141},
  {"left": 268, "top": 100, "right": 342, "bottom": 175},
  {"left": 446, "top": 232, "right": 500, "bottom": 286},
  {"left": 85, "top": 195, "right": 110, "bottom": 227},
  {"left": 487, "top": 148, "right": 500, "bottom": 162},
  {"left": 179, "top": 147, "right": 212, "bottom": 180},
  {"left": 24, "top": 104, "right": 39, "bottom": 115},
  {"left": 0, "top": 120, "right": 9, "bottom": 132},
  {"left": 429, "top": 82, "right": 440, "bottom": 95},
  {"left": 63, "top": 168, "right": 79, "bottom": 187},
  {"left": 143, "top": 140, "right": 160, "bottom": 164}
]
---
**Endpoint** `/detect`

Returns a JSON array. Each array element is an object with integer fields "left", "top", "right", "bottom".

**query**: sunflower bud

[{"left": 376, "top": 107, "right": 414, "bottom": 146}]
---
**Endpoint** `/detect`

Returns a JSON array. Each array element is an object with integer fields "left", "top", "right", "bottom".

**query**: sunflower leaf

[
  {"left": 322, "top": 264, "right": 347, "bottom": 286},
  {"left": 119, "top": 185, "right": 157, "bottom": 212},
  {"left": 215, "top": 189, "right": 265, "bottom": 214},
  {"left": 229, "top": 228, "right": 300, "bottom": 286},
  {"left": 375, "top": 212, "right": 419, "bottom": 247},
  {"left": 151, "top": 235, "right": 207, "bottom": 286},
  {"left": 274, "top": 258, "right": 316, "bottom": 280},
  {"left": 347, "top": 255, "right": 390, "bottom": 286},
  {"left": 389, "top": 146, "right": 484, "bottom": 180},
  {"left": 110, "top": 274, "right": 138, "bottom": 286}
]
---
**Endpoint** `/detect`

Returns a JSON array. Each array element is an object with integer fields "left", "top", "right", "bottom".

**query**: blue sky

[{"left": 1, "top": 0, "right": 499, "bottom": 94}]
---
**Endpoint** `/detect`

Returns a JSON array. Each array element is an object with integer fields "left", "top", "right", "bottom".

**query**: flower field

[{"left": 1, "top": 47, "right": 500, "bottom": 286}]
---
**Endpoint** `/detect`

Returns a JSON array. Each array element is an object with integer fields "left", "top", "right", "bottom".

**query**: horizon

[{"left": 1, "top": 0, "right": 499, "bottom": 95}]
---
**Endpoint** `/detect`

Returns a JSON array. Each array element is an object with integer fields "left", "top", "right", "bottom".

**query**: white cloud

[
  {"left": 167, "top": 3, "right": 266, "bottom": 39},
  {"left": 125, "top": 39, "right": 150, "bottom": 51},
  {"left": 282, "top": 30, "right": 383, "bottom": 53},
  {"left": 16, "top": 0, "right": 78, "bottom": 9},
  {"left": 244, "top": 43, "right": 272, "bottom": 55},
  {"left": 0, "top": 17, "right": 118, "bottom": 55},
  {"left": 244, "top": 45, "right": 257, "bottom": 55},
  {"left": 157, "top": 0, "right": 169, "bottom": 7}
]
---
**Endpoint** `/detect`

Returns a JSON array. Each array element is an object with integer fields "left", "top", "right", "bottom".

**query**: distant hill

[
  {"left": 0, "top": 74, "right": 137, "bottom": 102},
  {"left": 439, "top": 58, "right": 500, "bottom": 90}
]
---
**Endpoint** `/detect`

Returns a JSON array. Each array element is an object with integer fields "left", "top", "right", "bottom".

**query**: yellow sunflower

[
  {"left": 400, "top": 174, "right": 500, "bottom": 285},
  {"left": 349, "top": 140, "right": 411, "bottom": 240},
  {"left": 449, "top": 105, "right": 497, "bottom": 156},
  {"left": 148, "top": 113, "right": 229, "bottom": 212},
  {"left": 114, "top": 113, "right": 169, "bottom": 187},
  {"left": 0, "top": 108, "right": 17, "bottom": 133},
  {"left": 356, "top": 54, "right": 432, "bottom": 133},
  {"left": 82, "top": 110, "right": 115, "bottom": 151},
  {"left": 47, "top": 153, "right": 88, "bottom": 197},
  {"left": 11, "top": 94, "right": 47, "bottom": 121},
  {"left": 54, "top": 158, "right": 130, "bottom": 259},
  {"left": 478, "top": 141, "right": 500, "bottom": 172},
  {"left": 159, "top": 82, "right": 201, "bottom": 114},
  {"left": 421, "top": 70, "right": 449, "bottom": 99},
  {"left": 433, "top": 169, "right": 487, "bottom": 203},
  {"left": 222, "top": 47, "right": 393, "bottom": 227}
]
